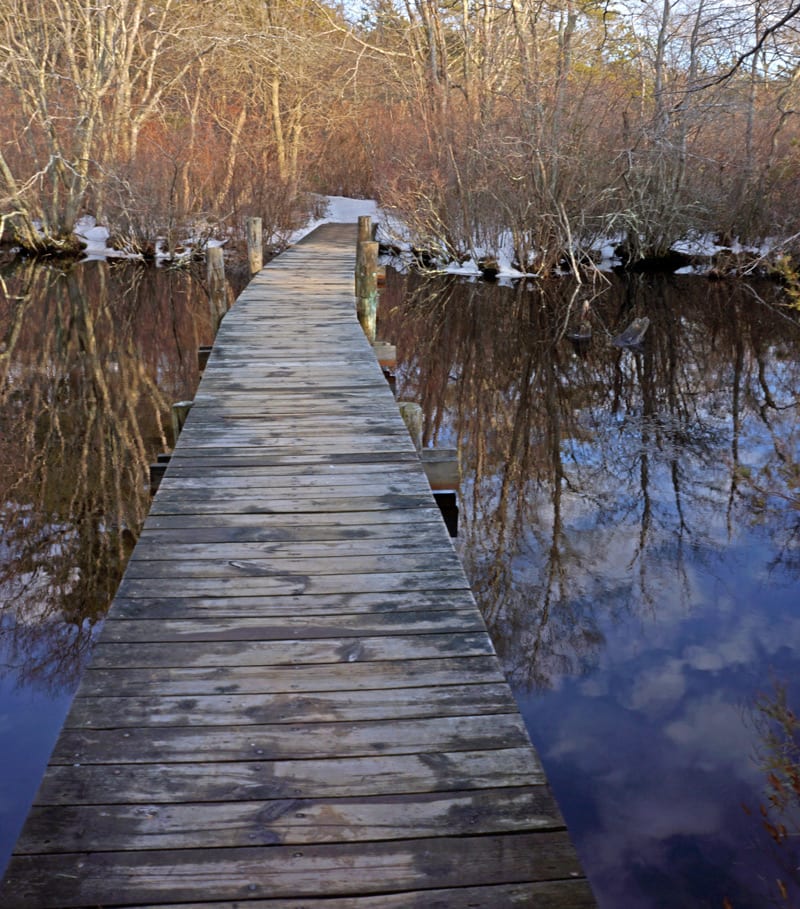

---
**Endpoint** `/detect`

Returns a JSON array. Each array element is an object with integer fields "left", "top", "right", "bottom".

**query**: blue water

[
  {"left": 2, "top": 261, "right": 798, "bottom": 906},
  {"left": 0, "top": 625, "right": 80, "bottom": 872},
  {"left": 384, "top": 269, "right": 800, "bottom": 907}
]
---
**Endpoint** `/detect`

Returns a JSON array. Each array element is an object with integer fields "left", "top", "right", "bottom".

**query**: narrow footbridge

[{"left": 1, "top": 224, "right": 596, "bottom": 908}]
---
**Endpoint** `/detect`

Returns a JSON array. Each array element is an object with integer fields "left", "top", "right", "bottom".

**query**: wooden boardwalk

[{"left": 1, "top": 224, "right": 595, "bottom": 908}]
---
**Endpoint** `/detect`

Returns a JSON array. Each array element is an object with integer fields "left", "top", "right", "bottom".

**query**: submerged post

[
  {"left": 207, "top": 247, "right": 227, "bottom": 333},
  {"left": 246, "top": 217, "right": 263, "bottom": 275}
]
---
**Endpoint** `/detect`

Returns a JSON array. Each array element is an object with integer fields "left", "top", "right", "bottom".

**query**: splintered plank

[{"left": 1, "top": 222, "right": 595, "bottom": 909}]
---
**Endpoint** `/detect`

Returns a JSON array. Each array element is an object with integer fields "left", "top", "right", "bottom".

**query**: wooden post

[
  {"left": 398, "top": 401, "right": 423, "bottom": 451},
  {"left": 246, "top": 216, "right": 263, "bottom": 275},
  {"left": 198, "top": 345, "right": 213, "bottom": 371},
  {"left": 171, "top": 400, "right": 193, "bottom": 443},
  {"left": 207, "top": 247, "right": 227, "bottom": 334},
  {"left": 357, "top": 215, "right": 372, "bottom": 244},
  {"left": 356, "top": 240, "right": 379, "bottom": 341}
]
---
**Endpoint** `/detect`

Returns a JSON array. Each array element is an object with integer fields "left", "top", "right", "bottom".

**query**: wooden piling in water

[
  {"left": 356, "top": 240, "right": 379, "bottom": 341},
  {"left": 207, "top": 248, "right": 227, "bottom": 334},
  {"left": 398, "top": 401, "right": 423, "bottom": 451},
  {"left": 357, "top": 215, "right": 372, "bottom": 244},
  {"left": 171, "top": 400, "right": 193, "bottom": 443},
  {"left": 246, "top": 217, "right": 263, "bottom": 275}
]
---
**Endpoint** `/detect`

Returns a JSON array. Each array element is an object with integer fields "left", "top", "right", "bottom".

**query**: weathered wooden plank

[
  {"left": 129, "top": 533, "right": 452, "bottom": 561},
  {"left": 89, "top": 631, "right": 494, "bottom": 669},
  {"left": 115, "top": 569, "right": 471, "bottom": 598},
  {"left": 163, "top": 448, "right": 420, "bottom": 466},
  {"left": 78, "top": 653, "right": 500, "bottom": 698},
  {"left": 34, "top": 748, "right": 543, "bottom": 805},
  {"left": 170, "top": 433, "right": 415, "bottom": 450},
  {"left": 122, "top": 552, "right": 461, "bottom": 580},
  {"left": 141, "top": 508, "right": 445, "bottom": 533},
  {"left": 107, "top": 589, "right": 475, "bottom": 620},
  {"left": 157, "top": 462, "right": 426, "bottom": 482},
  {"left": 0, "top": 832, "right": 584, "bottom": 908},
  {"left": 153, "top": 464, "right": 430, "bottom": 490},
  {"left": 64, "top": 683, "right": 517, "bottom": 729},
  {"left": 181, "top": 416, "right": 408, "bottom": 433},
  {"left": 151, "top": 480, "right": 435, "bottom": 503},
  {"left": 100, "top": 610, "right": 483, "bottom": 642},
  {"left": 16, "top": 786, "right": 562, "bottom": 853},
  {"left": 148, "top": 493, "right": 435, "bottom": 515},
  {"left": 132, "top": 881, "right": 598, "bottom": 909},
  {"left": 52, "top": 713, "right": 529, "bottom": 763}
]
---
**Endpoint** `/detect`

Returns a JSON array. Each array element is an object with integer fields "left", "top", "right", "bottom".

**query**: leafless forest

[{"left": 1, "top": 0, "right": 800, "bottom": 268}]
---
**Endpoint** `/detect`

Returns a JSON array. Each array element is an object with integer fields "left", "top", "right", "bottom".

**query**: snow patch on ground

[
  {"left": 74, "top": 217, "right": 112, "bottom": 260},
  {"left": 67, "top": 200, "right": 789, "bottom": 277}
]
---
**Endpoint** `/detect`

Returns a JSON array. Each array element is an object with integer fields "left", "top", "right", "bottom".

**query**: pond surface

[
  {"left": 380, "top": 269, "right": 800, "bottom": 908},
  {"left": 1, "top": 258, "right": 798, "bottom": 908},
  {"left": 0, "top": 258, "right": 238, "bottom": 874}
]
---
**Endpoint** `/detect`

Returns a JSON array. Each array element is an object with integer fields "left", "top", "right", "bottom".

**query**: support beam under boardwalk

[{"left": 0, "top": 224, "right": 596, "bottom": 908}]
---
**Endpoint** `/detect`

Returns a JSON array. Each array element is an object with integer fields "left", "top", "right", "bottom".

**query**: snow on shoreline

[{"left": 69, "top": 200, "right": 783, "bottom": 278}]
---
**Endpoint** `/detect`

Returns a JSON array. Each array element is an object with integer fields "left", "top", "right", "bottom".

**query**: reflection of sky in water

[
  {"left": 0, "top": 627, "right": 76, "bottom": 877},
  {"left": 518, "top": 571, "right": 800, "bottom": 907},
  {"left": 485, "top": 438, "right": 800, "bottom": 907},
  {"left": 0, "top": 260, "right": 220, "bottom": 878},
  {"left": 388, "top": 271, "right": 800, "bottom": 907}
]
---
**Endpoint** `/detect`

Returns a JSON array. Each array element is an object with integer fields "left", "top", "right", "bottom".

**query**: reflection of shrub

[
  {"left": 773, "top": 256, "right": 800, "bottom": 311},
  {"left": 747, "top": 682, "right": 800, "bottom": 905}
]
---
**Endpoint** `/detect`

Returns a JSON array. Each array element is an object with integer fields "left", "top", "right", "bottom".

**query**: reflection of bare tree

[
  {"left": 0, "top": 259, "right": 214, "bottom": 691},
  {"left": 382, "top": 269, "right": 800, "bottom": 691}
]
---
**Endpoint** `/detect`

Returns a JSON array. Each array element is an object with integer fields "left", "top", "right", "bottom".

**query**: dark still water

[
  {"left": 0, "top": 258, "right": 233, "bottom": 874},
  {"left": 1, "top": 256, "right": 798, "bottom": 908},
  {"left": 381, "top": 270, "right": 800, "bottom": 909}
]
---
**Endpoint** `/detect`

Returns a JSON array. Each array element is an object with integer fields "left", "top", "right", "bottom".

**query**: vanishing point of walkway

[{"left": 1, "top": 223, "right": 595, "bottom": 907}]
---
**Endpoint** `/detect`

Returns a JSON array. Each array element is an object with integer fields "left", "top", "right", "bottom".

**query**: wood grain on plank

[
  {"left": 0, "top": 832, "right": 585, "bottom": 908},
  {"left": 77, "top": 654, "right": 504, "bottom": 697},
  {"left": 16, "top": 786, "right": 563, "bottom": 853},
  {"left": 131, "top": 880, "right": 597, "bottom": 909},
  {"left": 51, "top": 713, "right": 530, "bottom": 763},
  {"left": 64, "top": 683, "right": 518, "bottom": 728}
]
